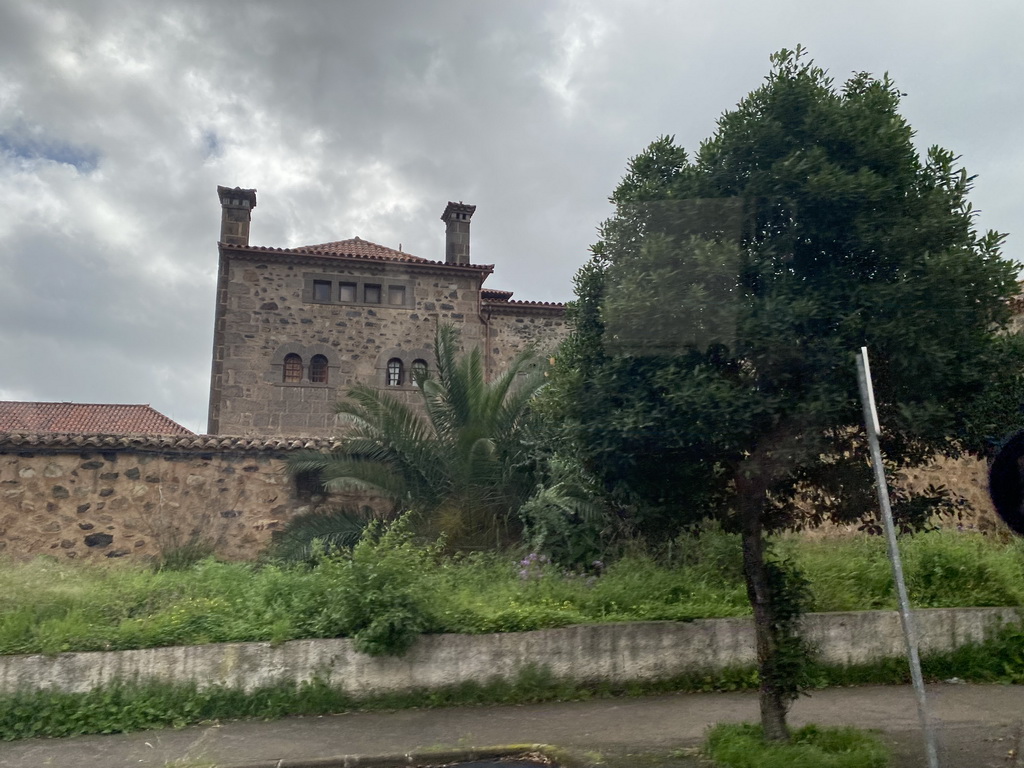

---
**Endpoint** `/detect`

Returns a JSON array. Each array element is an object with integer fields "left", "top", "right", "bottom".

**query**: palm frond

[
  {"left": 271, "top": 508, "right": 369, "bottom": 562},
  {"left": 286, "top": 322, "right": 546, "bottom": 548},
  {"left": 318, "top": 456, "right": 408, "bottom": 496}
]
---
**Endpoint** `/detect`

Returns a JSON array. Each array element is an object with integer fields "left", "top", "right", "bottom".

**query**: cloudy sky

[{"left": 1, "top": 0, "right": 1021, "bottom": 433}]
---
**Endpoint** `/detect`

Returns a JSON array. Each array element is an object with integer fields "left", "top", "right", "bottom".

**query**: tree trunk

[{"left": 737, "top": 469, "right": 791, "bottom": 742}]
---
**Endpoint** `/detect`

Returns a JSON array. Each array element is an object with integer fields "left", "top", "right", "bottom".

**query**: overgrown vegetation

[
  {"left": 704, "top": 723, "right": 888, "bottom": 768},
  {"left": 1, "top": 527, "right": 1021, "bottom": 656}
]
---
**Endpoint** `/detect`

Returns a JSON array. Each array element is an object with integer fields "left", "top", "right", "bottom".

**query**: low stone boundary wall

[
  {"left": 0, "top": 430, "right": 1005, "bottom": 563},
  {"left": 0, "top": 607, "right": 1016, "bottom": 696},
  {"left": 0, "top": 432, "right": 390, "bottom": 563}
]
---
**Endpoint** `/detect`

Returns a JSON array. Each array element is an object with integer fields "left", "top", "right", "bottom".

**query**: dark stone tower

[
  {"left": 441, "top": 201, "right": 476, "bottom": 264},
  {"left": 217, "top": 186, "right": 257, "bottom": 246}
]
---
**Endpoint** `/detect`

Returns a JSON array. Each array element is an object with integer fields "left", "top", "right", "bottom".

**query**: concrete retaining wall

[{"left": 0, "top": 607, "right": 1016, "bottom": 696}]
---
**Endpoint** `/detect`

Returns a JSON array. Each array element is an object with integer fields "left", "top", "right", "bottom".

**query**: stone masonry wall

[
  {"left": 484, "top": 305, "right": 569, "bottom": 375},
  {"left": 902, "top": 454, "right": 1004, "bottom": 532},
  {"left": 0, "top": 433, "right": 1005, "bottom": 565},
  {"left": 212, "top": 253, "right": 492, "bottom": 436},
  {"left": 801, "top": 453, "right": 1006, "bottom": 536},
  {"left": 0, "top": 435, "right": 346, "bottom": 564}
]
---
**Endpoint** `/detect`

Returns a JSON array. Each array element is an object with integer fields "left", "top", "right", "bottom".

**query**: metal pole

[{"left": 856, "top": 346, "right": 940, "bottom": 768}]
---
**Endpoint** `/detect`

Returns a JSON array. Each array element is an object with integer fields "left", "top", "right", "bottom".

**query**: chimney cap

[
  {"left": 217, "top": 186, "right": 257, "bottom": 209},
  {"left": 441, "top": 201, "right": 476, "bottom": 221}
]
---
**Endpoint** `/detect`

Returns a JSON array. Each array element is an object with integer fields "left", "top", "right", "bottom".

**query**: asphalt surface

[{"left": 0, "top": 683, "right": 1021, "bottom": 767}]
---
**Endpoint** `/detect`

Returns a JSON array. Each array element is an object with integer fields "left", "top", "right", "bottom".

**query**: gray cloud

[{"left": 1, "top": 0, "right": 1021, "bottom": 433}]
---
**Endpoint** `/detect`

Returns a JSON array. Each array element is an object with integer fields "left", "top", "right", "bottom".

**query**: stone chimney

[
  {"left": 441, "top": 201, "right": 476, "bottom": 264},
  {"left": 217, "top": 186, "right": 257, "bottom": 246}
]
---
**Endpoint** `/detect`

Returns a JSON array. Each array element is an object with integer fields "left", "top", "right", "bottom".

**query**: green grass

[
  {"left": 0, "top": 528, "right": 1021, "bottom": 656},
  {"left": 778, "top": 531, "right": 1024, "bottom": 611},
  {"left": 704, "top": 723, "right": 889, "bottom": 768}
]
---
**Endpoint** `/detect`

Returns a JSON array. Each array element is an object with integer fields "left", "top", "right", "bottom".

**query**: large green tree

[
  {"left": 551, "top": 48, "right": 1024, "bottom": 739},
  {"left": 289, "top": 324, "right": 544, "bottom": 548}
]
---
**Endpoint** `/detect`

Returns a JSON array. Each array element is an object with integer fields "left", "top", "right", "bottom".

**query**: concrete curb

[{"left": 222, "top": 744, "right": 585, "bottom": 768}]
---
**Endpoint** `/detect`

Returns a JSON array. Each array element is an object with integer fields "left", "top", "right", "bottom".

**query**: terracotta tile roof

[
  {"left": 482, "top": 288, "right": 514, "bottom": 301},
  {"left": 504, "top": 300, "right": 565, "bottom": 307},
  {"left": 0, "top": 432, "right": 341, "bottom": 453},
  {"left": 0, "top": 402, "right": 194, "bottom": 436},
  {"left": 483, "top": 299, "right": 566, "bottom": 311},
  {"left": 294, "top": 237, "right": 427, "bottom": 262}
]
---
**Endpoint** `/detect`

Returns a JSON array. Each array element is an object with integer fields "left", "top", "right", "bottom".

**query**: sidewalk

[{"left": 0, "top": 684, "right": 1020, "bottom": 767}]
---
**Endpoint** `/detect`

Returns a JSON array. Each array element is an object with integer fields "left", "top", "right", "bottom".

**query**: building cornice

[{"left": 219, "top": 242, "right": 495, "bottom": 278}]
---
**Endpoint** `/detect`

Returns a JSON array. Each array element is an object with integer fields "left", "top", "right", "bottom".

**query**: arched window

[
  {"left": 411, "top": 359, "right": 428, "bottom": 387},
  {"left": 309, "top": 354, "right": 329, "bottom": 384},
  {"left": 386, "top": 358, "right": 404, "bottom": 387},
  {"left": 283, "top": 353, "right": 303, "bottom": 383}
]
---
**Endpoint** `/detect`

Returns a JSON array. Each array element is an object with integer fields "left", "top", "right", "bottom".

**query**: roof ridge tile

[{"left": 0, "top": 431, "right": 343, "bottom": 453}]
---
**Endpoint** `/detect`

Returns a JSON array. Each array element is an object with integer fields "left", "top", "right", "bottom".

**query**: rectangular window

[
  {"left": 388, "top": 285, "right": 406, "bottom": 306},
  {"left": 339, "top": 282, "right": 357, "bottom": 302},
  {"left": 364, "top": 284, "right": 381, "bottom": 304},
  {"left": 313, "top": 280, "right": 332, "bottom": 302}
]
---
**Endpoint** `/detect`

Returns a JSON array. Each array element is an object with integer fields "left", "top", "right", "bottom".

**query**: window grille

[
  {"left": 309, "top": 355, "right": 329, "bottom": 383},
  {"left": 283, "top": 354, "right": 303, "bottom": 383},
  {"left": 386, "top": 358, "right": 403, "bottom": 386}
]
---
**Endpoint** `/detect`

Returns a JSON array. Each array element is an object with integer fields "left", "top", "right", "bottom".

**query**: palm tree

[{"left": 287, "top": 324, "right": 545, "bottom": 548}]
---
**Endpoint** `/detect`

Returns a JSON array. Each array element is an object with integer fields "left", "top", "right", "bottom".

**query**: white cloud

[{"left": 0, "top": 0, "right": 1021, "bottom": 432}]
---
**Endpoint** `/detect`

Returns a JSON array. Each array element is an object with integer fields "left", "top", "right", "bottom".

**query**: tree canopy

[
  {"left": 549, "top": 47, "right": 1024, "bottom": 738},
  {"left": 555, "top": 47, "right": 1022, "bottom": 529}
]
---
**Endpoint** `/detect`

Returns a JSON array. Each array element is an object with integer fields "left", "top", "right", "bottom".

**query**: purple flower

[{"left": 517, "top": 552, "right": 550, "bottom": 580}]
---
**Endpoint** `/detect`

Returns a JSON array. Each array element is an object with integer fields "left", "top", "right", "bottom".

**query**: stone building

[{"left": 208, "top": 187, "right": 568, "bottom": 436}]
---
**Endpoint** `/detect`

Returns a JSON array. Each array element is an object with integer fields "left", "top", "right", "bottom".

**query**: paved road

[{"left": 0, "top": 684, "right": 1020, "bottom": 767}]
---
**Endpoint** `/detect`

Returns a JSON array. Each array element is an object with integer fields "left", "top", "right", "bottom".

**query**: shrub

[
  {"left": 309, "top": 518, "right": 440, "bottom": 655},
  {"left": 704, "top": 723, "right": 889, "bottom": 768}
]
